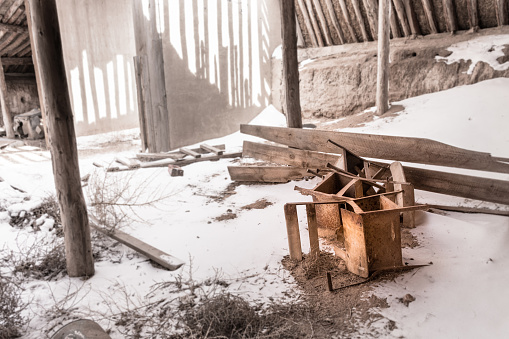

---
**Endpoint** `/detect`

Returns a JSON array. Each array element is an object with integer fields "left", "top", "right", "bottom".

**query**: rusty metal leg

[
  {"left": 306, "top": 204, "right": 319, "bottom": 259},
  {"left": 284, "top": 204, "right": 302, "bottom": 260}
]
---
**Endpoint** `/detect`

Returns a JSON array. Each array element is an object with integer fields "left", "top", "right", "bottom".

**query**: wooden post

[
  {"left": 338, "top": 0, "right": 359, "bottom": 42},
  {"left": 297, "top": 0, "right": 319, "bottom": 47},
  {"left": 496, "top": 0, "right": 508, "bottom": 26},
  {"left": 132, "top": 0, "right": 171, "bottom": 153},
  {"left": 393, "top": 0, "right": 411, "bottom": 36},
  {"left": 312, "top": 0, "right": 333, "bottom": 45},
  {"left": 351, "top": 0, "right": 370, "bottom": 41},
  {"left": 0, "top": 58, "right": 14, "bottom": 139},
  {"left": 324, "top": 0, "right": 345, "bottom": 44},
  {"left": 467, "top": 0, "right": 479, "bottom": 31},
  {"left": 305, "top": 0, "right": 325, "bottom": 46},
  {"left": 376, "top": 0, "right": 390, "bottom": 115},
  {"left": 25, "top": 0, "right": 94, "bottom": 277},
  {"left": 280, "top": 0, "right": 303, "bottom": 129},
  {"left": 443, "top": 0, "right": 457, "bottom": 33},
  {"left": 421, "top": 0, "right": 438, "bottom": 34}
]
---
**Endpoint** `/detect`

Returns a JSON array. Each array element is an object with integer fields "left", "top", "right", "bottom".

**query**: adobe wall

[{"left": 272, "top": 26, "right": 509, "bottom": 119}]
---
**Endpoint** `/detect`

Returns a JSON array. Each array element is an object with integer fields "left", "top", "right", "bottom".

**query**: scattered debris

[
  {"left": 168, "top": 164, "right": 184, "bottom": 177},
  {"left": 399, "top": 293, "right": 416, "bottom": 307}
]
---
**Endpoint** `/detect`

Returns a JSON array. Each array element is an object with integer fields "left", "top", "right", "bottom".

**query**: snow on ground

[
  {"left": 1, "top": 80, "right": 508, "bottom": 338},
  {"left": 435, "top": 34, "right": 509, "bottom": 74}
]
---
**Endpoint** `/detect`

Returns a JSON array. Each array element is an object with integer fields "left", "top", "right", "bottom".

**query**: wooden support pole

[
  {"left": 0, "top": 58, "right": 14, "bottom": 139},
  {"left": 467, "top": 0, "right": 479, "bottom": 31},
  {"left": 297, "top": 0, "right": 319, "bottom": 47},
  {"left": 338, "top": 0, "right": 359, "bottom": 42},
  {"left": 280, "top": 0, "right": 303, "bottom": 129},
  {"left": 363, "top": 0, "right": 379, "bottom": 40},
  {"left": 390, "top": 2, "right": 402, "bottom": 38},
  {"left": 376, "top": 0, "right": 390, "bottom": 115},
  {"left": 351, "top": 0, "right": 370, "bottom": 41},
  {"left": 306, "top": 204, "right": 320, "bottom": 259},
  {"left": 496, "top": 0, "right": 508, "bottom": 26},
  {"left": 403, "top": 0, "right": 421, "bottom": 35},
  {"left": 305, "top": 0, "right": 325, "bottom": 46},
  {"left": 443, "top": 0, "right": 457, "bottom": 32},
  {"left": 421, "top": 0, "right": 438, "bottom": 33},
  {"left": 392, "top": 0, "right": 411, "bottom": 36},
  {"left": 284, "top": 204, "right": 303, "bottom": 260},
  {"left": 324, "top": 0, "right": 345, "bottom": 44},
  {"left": 25, "top": 0, "right": 94, "bottom": 277},
  {"left": 312, "top": 0, "right": 333, "bottom": 45}
]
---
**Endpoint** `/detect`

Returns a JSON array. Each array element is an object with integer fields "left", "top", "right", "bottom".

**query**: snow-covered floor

[{"left": 1, "top": 78, "right": 508, "bottom": 338}]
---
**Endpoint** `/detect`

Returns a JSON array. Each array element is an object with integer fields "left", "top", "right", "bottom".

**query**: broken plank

[
  {"left": 180, "top": 147, "right": 201, "bottom": 158},
  {"left": 140, "top": 152, "right": 242, "bottom": 169},
  {"left": 243, "top": 141, "right": 341, "bottom": 169},
  {"left": 90, "top": 216, "right": 184, "bottom": 271},
  {"left": 136, "top": 144, "right": 226, "bottom": 161},
  {"left": 428, "top": 205, "right": 509, "bottom": 216},
  {"left": 115, "top": 157, "right": 141, "bottom": 169},
  {"left": 200, "top": 144, "right": 224, "bottom": 155},
  {"left": 240, "top": 125, "right": 509, "bottom": 174},
  {"left": 228, "top": 166, "right": 318, "bottom": 183}
]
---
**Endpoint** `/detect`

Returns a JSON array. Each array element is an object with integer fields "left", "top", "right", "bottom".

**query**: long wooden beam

[
  {"left": 312, "top": 0, "right": 333, "bottom": 45},
  {"left": 390, "top": 2, "right": 402, "bottom": 38},
  {"left": 240, "top": 125, "right": 509, "bottom": 174},
  {"left": 228, "top": 166, "right": 317, "bottom": 183},
  {"left": 496, "top": 0, "right": 508, "bottom": 26},
  {"left": 1, "top": 57, "right": 32, "bottom": 65},
  {"left": 421, "top": 0, "right": 438, "bottom": 34},
  {"left": 392, "top": 0, "right": 411, "bottom": 36},
  {"left": 324, "top": 0, "right": 345, "bottom": 44},
  {"left": 305, "top": 0, "right": 325, "bottom": 46},
  {"left": 338, "top": 0, "right": 358, "bottom": 42},
  {"left": 363, "top": 0, "right": 379, "bottom": 39},
  {"left": 351, "top": 0, "right": 370, "bottom": 41},
  {"left": 0, "top": 22, "right": 28, "bottom": 35},
  {"left": 467, "top": 0, "right": 479, "bottom": 31},
  {"left": 443, "top": 0, "right": 458, "bottom": 32},
  {"left": 403, "top": 0, "right": 421, "bottom": 35}
]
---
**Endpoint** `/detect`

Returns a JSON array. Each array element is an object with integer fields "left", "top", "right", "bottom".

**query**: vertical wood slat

[
  {"left": 363, "top": 0, "right": 379, "bottom": 40},
  {"left": 0, "top": 58, "right": 14, "bottom": 138},
  {"left": 133, "top": 56, "right": 148, "bottom": 151},
  {"left": 467, "top": 0, "right": 479, "bottom": 30},
  {"left": 306, "top": 204, "right": 320, "bottom": 259},
  {"left": 403, "top": 0, "right": 421, "bottom": 35},
  {"left": 376, "top": 0, "right": 390, "bottom": 115},
  {"left": 443, "top": 0, "right": 458, "bottom": 32},
  {"left": 280, "top": 0, "right": 303, "bottom": 129},
  {"left": 351, "top": 0, "right": 370, "bottom": 41},
  {"left": 324, "top": 0, "right": 346, "bottom": 44},
  {"left": 421, "top": 0, "right": 438, "bottom": 33},
  {"left": 305, "top": 0, "right": 325, "bottom": 46},
  {"left": 390, "top": 2, "right": 402, "bottom": 38},
  {"left": 496, "top": 0, "right": 508, "bottom": 26},
  {"left": 297, "top": 0, "right": 319, "bottom": 47},
  {"left": 296, "top": 15, "right": 305, "bottom": 47},
  {"left": 284, "top": 204, "right": 303, "bottom": 261},
  {"left": 338, "top": 0, "right": 359, "bottom": 42},
  {"left": 26, "top": 0, "right": 94, "bottom": 277},
  {"left": 312, "top": 0, "right": 333, "bottom": 45},
  {"left": 392, "top": 0, "right": 411, "bottom": 36}
]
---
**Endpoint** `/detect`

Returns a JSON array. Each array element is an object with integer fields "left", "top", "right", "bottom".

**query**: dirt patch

[
  {"left": 282, "top": 252, "right": 398, "bottom": 338},
  {"left": 214, "top": 211, "right": 237, "bottom": 222},
  {"left": 240, "top": 198, "right": 273, "bottom": 211},
  {"left": 401, "top": 228, "right": 419, "bottom": 248}
]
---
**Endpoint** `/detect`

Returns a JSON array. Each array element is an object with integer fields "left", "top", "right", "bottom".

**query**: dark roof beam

[
  {"left": 1, "top": 57, "right": 32, "bottom": 65},
  {"left": 0, "top": 22, "right": 28, "bottom": 35}
]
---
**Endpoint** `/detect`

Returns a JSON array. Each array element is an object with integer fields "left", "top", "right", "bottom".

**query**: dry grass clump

[
  {"left": 11, "top": 239, "right": 67, "bottom": 281},
  {"left": 301, "top": 252, "right": 344, "bottom": 280},
  {"left": 174, "top": 293, "right": 309, "bottom": 339},
  {"left": 0, "top": 276, "right": 27, "bottom": 338}
]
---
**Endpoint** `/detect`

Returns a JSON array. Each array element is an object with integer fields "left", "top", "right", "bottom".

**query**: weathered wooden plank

[
  {"left": 284, "top": 204, "right": 303, "bottom": 260},
  {"left": 443, "top": 0, "right": 457, "bottom": 32},
  {"left": 467, "top": 0, "right": 479, "bottom": 31},
  {"left": 362, "top": 0, "right": 379, "bottom": 39},
  {"left": 228, "top": 166, "right": 317, "bottom": 183},
  {"left": 428, "top": 205, "right": 509, "bottom": 216},
  {"left": 243, "top": 141, "right": 341, "bottom": 169},
  {"left": 390, "top": 162, "right": 415, "bottom": 228},
  {"left": 180, "top": 147, "right": 202, "bottom": 158},
  {"left": 297, "top": 0, "right": 319, "bottom": 47},
  {"left": 312, "top": 0, "right": 333, "bottom": 45},
  {"left": 351, "top": 0, "right": 370, "bottom": 41},
  {"left": 281, "top": 0, "right": 303, "bottom": 128},
  {"left": 90, "top": 217, "right": 184, "bottom": 271},
  {"left": 306, "top": 204, "right": 320, "bottom": 258},
  {"left": 392, "top": 0, "right": 411, "bottom": 36},
  {"left": 421, "top": 0, "right": 438, "bottom": 33},
  {"left": 403, "top": 0, "right": 421, "bottom": 35},
  {"left": 305, "top": 0, "right": 325, "bottom": 46},
  {"left": 26, "top": 0, "right": 94, "bottom": 277},
  {"left": 376, "top": 0, "right": 390, "bottom": 114},
  {"left": 136, "top": 144, "right": 226, "bottom": 161},
  {"left": 139, "top": 152, "right": 242, "bottom": 169},
  {"left": 1, "top": 57, "right": 32, "bottom": 65},
  {"left": 390, "top": 2, "right": 402, "bottom": 38},
  {"left": 324, "top": 0, "right": 345, "bottom": 44},
  {"left": 338, "top": 0, "right": 359, "bottom": 42},
  {"left": 133, "top": 56, "right": 148, "bottom": 152},
  {"left": 240, "top": 125, "right": 509, "bottom": 174},
  {"left": 200, "top": 143, "right": 224, "bottom": 155},
  {"left": 0, "top": 22, "right": 28, "bottom": 35}
]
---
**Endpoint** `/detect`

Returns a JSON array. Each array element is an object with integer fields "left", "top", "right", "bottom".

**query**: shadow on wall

[
  {"left": 159, "top": 0, "right": 279, "bottom": 148},
  {"left": 57, "top": 0, "right": 139, "bottom": 137}
]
